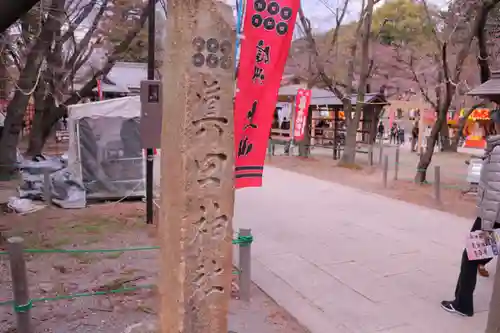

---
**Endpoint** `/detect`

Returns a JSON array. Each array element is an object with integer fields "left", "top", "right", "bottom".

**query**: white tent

[{"left": 67, "top": 96, "right": 146, "bottom": 200}]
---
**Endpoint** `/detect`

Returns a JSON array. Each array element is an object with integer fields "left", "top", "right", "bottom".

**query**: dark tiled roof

[
  {"left": 468, "top": 71, "right": 500, "bottom": 96},
  {"left": 73, "top": 61, "right": 159, "bottom": 93},
  {"left": 279, "top": 85, "right": 388, "bottom": 106},
  {"left": 312, "top": 92, "right": 388, "bottom": 107}
]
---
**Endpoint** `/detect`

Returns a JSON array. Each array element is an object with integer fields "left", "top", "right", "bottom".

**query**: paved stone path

[{"left": 234, "top": 167, "right": 494, "bottom": 333}]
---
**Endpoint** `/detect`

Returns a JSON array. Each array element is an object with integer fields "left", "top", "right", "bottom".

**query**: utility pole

[
  {"left": 146, "top": 0, "right": 155, "bottom": 224},
  {"left": 159, "top": 1, "right": 235, "bottom": 332}
]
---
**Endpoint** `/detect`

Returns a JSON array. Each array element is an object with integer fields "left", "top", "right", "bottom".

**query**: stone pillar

[{"left": 159, "top": 1, "right": 235, "bottom": 333}]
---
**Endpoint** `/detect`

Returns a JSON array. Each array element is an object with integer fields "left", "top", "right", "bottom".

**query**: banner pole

[
  {"left": 234, "top": 0, "right": 244, "bottom": 71},
  {"left": 290, "top": 97, "right": 296, "bottom": 156}
]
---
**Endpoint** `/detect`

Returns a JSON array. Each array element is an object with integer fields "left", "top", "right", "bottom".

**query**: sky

[
  {"left": 222, "top": 0, "right": 449, "bottom": 32},
  {"left": 301, "top": 0, "right": 449, "bottom": 31}
]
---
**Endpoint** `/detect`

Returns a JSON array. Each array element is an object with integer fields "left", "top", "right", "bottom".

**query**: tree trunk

[
  {"left": 26, "top": 110, "right": 45, "bottom": 156},
  {"left": 0, "top": 72, "right": 41, "bottom": 173},
  {"left": 0, "top": 0, "right": 64, "bottom": 174},
  {"left": 339, "top": 0, "right": 373, "bottom": 166},
  {"left": 440, "top": 122, "right": 452, "bottom": 151},
  {"left": 27, "top": 100, "right": 64, "bottom": 154},
  {"left": 0, "top": 97, "right": 28, "bottom": 173},
  {"left": 0, "top": 35, "right": 8, "bottom": 101},
  {"left": 476, "top": 1, "right": 493, "bottom": 85},
  {"left": 337, "top": 45, "right": 357, "bottom": 164},
  {"left": 415, "top": 107, "right": 446, "bottom": 183},
  {"left": 415, "top": 130, "right": 439, "bottom": 183},
  {"left": 26, "top": 86, "right": 55, "bottom": 157},
  {"left": 340, "top": 123, "right": 358, "bottom": 165},
  {"left": 26, "top": 107, "right": 56, "bottom": 156},
  {"left": 298, "top": 107, "right": 312, "bottom": 157}
]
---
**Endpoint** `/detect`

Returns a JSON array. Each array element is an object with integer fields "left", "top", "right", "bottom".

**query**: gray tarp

[{"left": 18, "top": 154, "right": 86, "bottom": 209}]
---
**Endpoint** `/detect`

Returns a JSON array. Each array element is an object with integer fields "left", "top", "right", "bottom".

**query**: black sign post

[{"left": 146, "top": 0, "right": 156, "bottom": 224}]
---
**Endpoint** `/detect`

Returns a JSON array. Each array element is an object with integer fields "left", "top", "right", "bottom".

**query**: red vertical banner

[
  {"left": 234, "top": 0, "right": 300, "bottom": 189},
  {"left": 293, "top": 89, "right": 311, "bottom": 141},
  {"left": 97, "top": 79, "right": 103, "bottom": 100}
]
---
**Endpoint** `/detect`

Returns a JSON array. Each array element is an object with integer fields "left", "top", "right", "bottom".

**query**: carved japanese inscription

[
  {"left": 192, "top": 79, "right": 228, "bottom": 139},
  {"left": 159, "top": 1, "right": 235, "bottom": 332},
  {"left": 195, "top": 153, "right": 227, "bottom": 187},
  {"left": 186, "top": 68, "right": 231, "bottom": 328},
  {"left": 191, "top": 199, "right": 229, "bottom": 245}
]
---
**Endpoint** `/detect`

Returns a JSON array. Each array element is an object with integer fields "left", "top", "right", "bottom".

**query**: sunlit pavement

[{"left": 235, "top": 166, "right": 493, "bottom": 333}]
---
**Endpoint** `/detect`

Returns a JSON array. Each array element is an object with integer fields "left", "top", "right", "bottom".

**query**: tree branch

[
  {"left": 297, "top": 5, "right": 347, "bottom": 100},
  {"left": 60, "top": 1, "right": 98, "bottom": 45},
  {"left": 475, "top": 0, "right": 500, "bottom": 83},
  {"left": 64, "top": 0, "right": 109, "bottom": 73},
  {"left": 65, "top": 0, "right": 156, "bottom": 107}
]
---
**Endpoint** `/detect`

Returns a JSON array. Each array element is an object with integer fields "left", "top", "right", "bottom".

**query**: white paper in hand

[{"left": 466, "top": 230, "right": 500, "bottom": 260}]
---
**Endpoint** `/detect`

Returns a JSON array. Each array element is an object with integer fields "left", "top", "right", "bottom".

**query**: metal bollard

[
  {"left": 394, "top": 146, "right": 400, "bottom": 180},
  {"left": 383, "top": 155, "right": 388, "bottom": 188},
  {"left": 43, "top": 169, "right": 52, "bottom": 206},
  {"left": 379, "top": 140, "right": 384, "bottom": 165},
  {"left": 8, "top": 237, "right": 32, "bottom": 333},
  {"left": 238, "top": 228, "right": 252, "bottom": 302},
  {"left": 368, "top": 145, "right": 374, "bottom": 166},
  {"left": 434, "top": 165, "right": 441, "bottom": 203}
]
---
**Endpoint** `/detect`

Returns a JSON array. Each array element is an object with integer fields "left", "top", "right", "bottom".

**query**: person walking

[
  {"left": 411, "top": 122, "right": 419, "bottom": 152},
  {"left": 281, "top": 117, "right": 291, "bottom": 154},
  {"left": 268, "top": 112, "right": 280, "bottom": 156},
  {"left": 378, "top": 122, "right": 385, "bottom": 142},
  {"left": 389, "top": 123, "right": 397, "bottom": 145},
  {"left": 398, "top": 126, "right": 405, "bottom": 146},
  {"left": 441, "top": 135, "right": 500, "bottom": 317}
]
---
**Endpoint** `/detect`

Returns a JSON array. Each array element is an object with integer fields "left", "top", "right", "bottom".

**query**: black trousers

[{"left": 452, "top": 217, "right": 498, "bottom": 315}]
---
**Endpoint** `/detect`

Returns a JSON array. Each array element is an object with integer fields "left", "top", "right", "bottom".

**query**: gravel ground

[{"left": 0, "top": 203, "right": 308, "bottom": 333}]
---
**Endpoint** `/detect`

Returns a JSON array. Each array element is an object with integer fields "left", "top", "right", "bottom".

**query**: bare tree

[
  {"left": 0, "top": 0, "right": 155, "bottom": 172},
  {"left": 0, "top": 0, "right": 66, "bottom": 174},
  {"left": 394, "top": 0, "right": 500, "bottom": 183},
  {"left": 294, "top": 1, "right": 350, "bottom": 158},
  {"left": 0, "top": 0, "right": 102, "bottom": 167},
  {"left": 26, "top": 0, "right": 111, "bottom": 156},
  {"left": 342, "top": 0, "right": 374, "bottom": 165},
  {"left": 298, "top": 0, "right": 385, "bottom": 165},
  {"left": 26, "top": 0, "right": 155, "bottom": 156}
]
